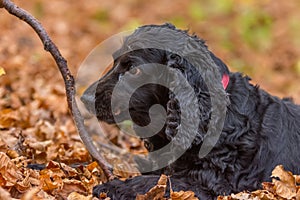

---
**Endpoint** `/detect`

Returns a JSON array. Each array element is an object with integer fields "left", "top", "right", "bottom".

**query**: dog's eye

[
  {"left": 144, "top": 140, "right": 153, "bottom": 151},
  {"left": 129, "top": 66, "right": 141, "bottom": 75}
]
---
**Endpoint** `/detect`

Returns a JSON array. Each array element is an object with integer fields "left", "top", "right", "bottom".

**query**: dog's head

[{"left": 81, "top": 23, "right": 230, "bottom": 152}]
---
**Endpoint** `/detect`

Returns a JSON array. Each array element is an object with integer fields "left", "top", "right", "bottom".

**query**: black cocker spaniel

[{"left": 81, "top": 23, "right": 300, "bottom": 199}]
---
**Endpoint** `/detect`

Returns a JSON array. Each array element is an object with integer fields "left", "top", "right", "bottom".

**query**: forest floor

[{"left": 0, "top": 0, "right": 299, "bottom": 199}]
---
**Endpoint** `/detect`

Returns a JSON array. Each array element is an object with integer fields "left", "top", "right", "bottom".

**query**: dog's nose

[{"left": 80, "top": 81, "right": 98, "bottom": 114}]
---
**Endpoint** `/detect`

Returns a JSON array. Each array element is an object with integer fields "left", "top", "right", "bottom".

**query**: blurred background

[{"left": 0, "top": 0, "right": 299, "bottom": 103}]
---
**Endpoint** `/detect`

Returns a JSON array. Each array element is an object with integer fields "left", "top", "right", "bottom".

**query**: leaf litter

[{"left": 1, "top": 1, "right": 300, "bottom": 199}]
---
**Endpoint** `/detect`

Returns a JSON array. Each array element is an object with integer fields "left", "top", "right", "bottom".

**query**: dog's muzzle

[{"left": 81, "top": 81, "right": 97, "bottom": 114}]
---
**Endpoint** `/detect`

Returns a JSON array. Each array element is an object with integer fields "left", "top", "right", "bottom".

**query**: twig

[{"left": 1, "top": 0, "right": 114, "bottom": 180}]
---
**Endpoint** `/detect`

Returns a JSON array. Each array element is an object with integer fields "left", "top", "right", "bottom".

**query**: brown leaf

[
  {"left": 0, "top": 67, "right": 5, "bottom": 76},
  {"left": 296, "top": 187, "right": 300, "bottom": 200},
  {"left": 26, "top": 139, "right": 53, "bottom": 152},
  {"left": 252, "top": 190, "right": 276, "bottom": 200},
  {"left": 295, "top": 175, "right": 300, "bottom": 185},
  {"left": 272, "top": 165, "right": 295, "bottom": 184},
  {"left": 54, "top": 179, "right": 88, "bottom": 199},
  {"left": 40, "top": 173, "right": 61, "bottom": 192},
  {"left": 86, "top": 161, "right": 99, "bottom": 172},
  {"left": 6, "top": 149, "right": 19, "bottom": 159},
  {"left": 230, "top": 192, "right": 254, "bottom": 200},
  {"left": 98, "top": 192, "right": 111, "bottom": 200},
  {"left": 170, "top": 190, "right": 198, "bottom": 200},
  {"left": 273, "top": 179, "right": 297, "bottom": 199},
  {"left": 113, "top": 161, "right": 140, "bottom": 179},
  {"left": 15, "top": 170, "right": 31, "bottom": 192},
  {"left": 0, "top": 152, "right": 23, "bottom": 187},
  {"left": 217, "top": 196, "right": 232, "bottom": 200},
  {"left": 67, "top": 192, "right": 93, "bottom": 200},
  {"left": 21, "top": 188, "right": 56, "bottom": 200},
  {"left": 0, "top": 108, "right": 20, "bottom": 128},
  {"left": 262, "top": 182, "right": 275, "bottom": 194},
  {"left": 168, "top": 175, "right": 198, "bottom": 200},
  {"left": 0, "top": 174, "right": 7, "bottom": 187},
  {"left": 0, "top": 186, "right": 11, "bottom": 199},
  {"left": 21, "top": 187, "right": 40, "bottom": 200},
  {"left": 271, "top": 165, "right": 297, "bottom": 199},
  {"left": 0, "top": 138, "right": 8, "bottom": 153},
  {"left": 39, "top": 162, "right": 66, "bottom": 192},
  {"left": 136, "top": 174, "right": 167, "bottom": 200}
]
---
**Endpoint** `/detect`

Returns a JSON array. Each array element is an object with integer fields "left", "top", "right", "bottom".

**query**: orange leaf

[
  {"left": 170, "top": 190, "right": 198, "bottom": 200},
  {"left": 136, "top": 174, "right": 167, "bottom": 200},
  {"left": 40, "top": 173, "right": 60, "bottom": 192},
  {"left": 0, "top": 186, "right": 11, "bottom": 199},
  {"left": 262, "top": 182, "right": 275, "bottom": 194},
  {"left": 86, "top": 161, "right": 98, "bottom": 172},
  {"left": 252, "top": 189, "right": 276, "bottom": 200},
  {"left": 295, "top": 175, "right": 300, "bottom": 185},
  {"left": 272, "top": 165, "right": 295, "bottom": 185},
  {"left": 271, "top": 165, "right": 297, "bottom": 199},
  {"left": 67, "top": 192, "right": 93, "bottom": 200},
  {"left": 53, "top": 179, "right": 87, "bottom": 199},
  {"left": 0, "top": 67, "right": 5, "bottom": 76},
  {"left": 0, "top": 152, "right": 23, "bottom": 186},
  {"left": 0, "top": 109, "right": 19, "bottom": 128},
  {"left": 273, "top": 179, "right": 297, "bottom": 199}
]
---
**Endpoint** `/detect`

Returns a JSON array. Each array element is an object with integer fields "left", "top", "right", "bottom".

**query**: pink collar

[{"left": 222, "top": 74, "right": 229, "bottom": 89}]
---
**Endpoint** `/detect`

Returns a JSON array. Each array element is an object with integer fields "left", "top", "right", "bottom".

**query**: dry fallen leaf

[
  {"left": 170, "top": 190, "right": 198, "bottom": 200},
  {"left": 271, "top": 165, "right": 297, "bottom": 199},
  {"left": 0, "top": 139, "right": 9, "bottom": 153},
  {"left": 0, "top": 108, "right": 20, "bottom": 129},
  {"left": 218, "top": 165, "right": 300, "bottom": 200},
  {"left": 67, "top": 192, "right": 93, "bottom": 200},
  {"left": 294, "top": 175, "right": 300, "bottom": 185},
  {"left": 99, "top": 192, "right": 111, "bottom": 200},
  {"left": 169, "top": 176, "right": 198, "bottom": 200},
  {"left": 261, "top": 182, "right": 275, "bottom": 194},
  {"left": 0, "top": 152, "right": 23, "bottom": 187},
  {"left": 0, "top": 67, "right": 5, "bottom": 76},
  {"left": 21, "top": 188, "right": 56, "bottom": 200},
  {"left": 0, "top": 186, "right": 12, "bottom": 199},
  {"left": 272, "top": 165, "right": 296, "bottom": 185},
  {"left": 252, "top": 189, "right": 276, "bottom": 200},
  {"left": 136, "top": 174, "right": 168, "bottom": 200},
  {"left": 230, "top": 192, "right": 256, "bottom": 200},
  {"left": 56, "top": 179, "right": 88, "bottom": 199}
]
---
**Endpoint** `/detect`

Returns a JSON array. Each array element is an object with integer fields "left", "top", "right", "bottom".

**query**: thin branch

[{"left": 1, "top": 0, "right": 114, "bottom": 180}]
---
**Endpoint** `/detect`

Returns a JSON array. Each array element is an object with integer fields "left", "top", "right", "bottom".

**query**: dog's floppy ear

[
  {"left": 164, "top": 53, "right": 203, "bottom": 150},
  {"left": 165, "top": 53, "right": 185, "bottom": 143},
  {"left": 164, "top": 51, "right": 229, "bottom": 149}
]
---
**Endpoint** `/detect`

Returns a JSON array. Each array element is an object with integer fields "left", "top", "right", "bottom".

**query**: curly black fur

[{"left": 81, "top": 23, "right": 300, "bottom": 199}]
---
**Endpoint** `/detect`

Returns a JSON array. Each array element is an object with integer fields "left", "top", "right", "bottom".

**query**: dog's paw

[{"left": 93, "top": 176, "right": 163, "bottom": 200}]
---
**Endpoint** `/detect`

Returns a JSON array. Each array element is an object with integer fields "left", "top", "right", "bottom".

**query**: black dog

[{"left": 81, "top": 23, "right": 300, "bottom": 199}]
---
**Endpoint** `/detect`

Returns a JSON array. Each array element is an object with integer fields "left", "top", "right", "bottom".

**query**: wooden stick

[{"left": 1, "top": 0, "right": 114, "bottom": 180}]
